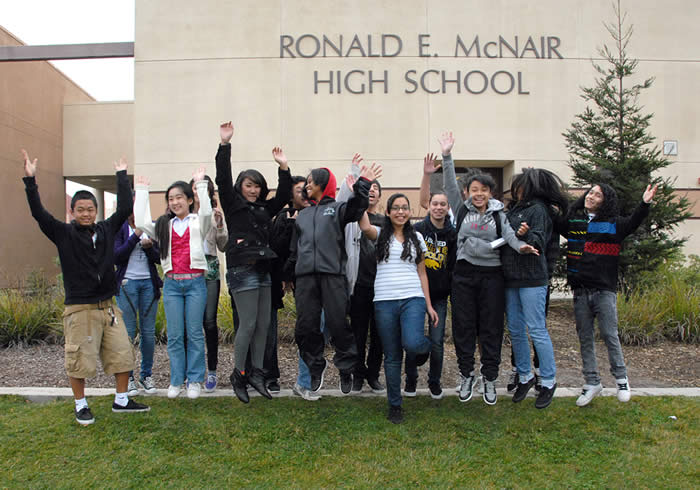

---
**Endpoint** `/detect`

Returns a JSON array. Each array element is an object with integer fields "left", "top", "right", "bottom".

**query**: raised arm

[
  {"left": 134, "top": 176, "right": 157, "bottom": 239},
  {"left": 340, "top": 163, "right": 382, "bottom": 226},
  {"left": 337, "top": 153, "right": 363, "bottom": 204},
  {"left": 265, "top": 147, "right": 293, "bottom": 217},
  {"left": 21, "top": 149, "right": 65, "bottom": 242},
  {"left": 420, "top": 153, "right": 440, "bottom": 210},
  {"left": 192, "top": 166, "right": 213, "bottom": 240},
  {"left": 438, "top": 132, "right": 464, "bottom": 214},
  {"left": 358, "top": 211, "right": 378, "bottom": 241},
  {"left": 106, "top": 157, "right": 133, "bottom": 233},
  {"left": 213, "top": 207, "right": 229, "bottom": 252},
  {"left": 215, "top": 121, "right": 236, "bottom": 216},
  {"left": 618, "top": 184, "right": 657, "bottom": 238}
]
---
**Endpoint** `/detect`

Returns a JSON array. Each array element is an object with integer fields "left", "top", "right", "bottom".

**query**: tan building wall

[
  {"left": 0, "top": 27, "right": 94, "bottom": 288},
  {"left": 126, "top": 0, "right": 699, "bottom": 255}
]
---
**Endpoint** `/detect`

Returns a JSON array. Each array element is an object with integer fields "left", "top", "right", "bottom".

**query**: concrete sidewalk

[{"left": 1, "top": 386, "right": 698, "bottom": 403}]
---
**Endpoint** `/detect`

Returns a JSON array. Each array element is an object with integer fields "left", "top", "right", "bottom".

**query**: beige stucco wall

[
  {"left": 63, "top": 102, "right": 134, "bottom": 185},
  {"left": 0, "top": 26, "right": 94, "bottom": 287}
]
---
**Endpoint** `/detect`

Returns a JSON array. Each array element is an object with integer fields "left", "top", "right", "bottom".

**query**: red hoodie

[{"left": 313, "top": 167, "right": 336, "bottom": 203}]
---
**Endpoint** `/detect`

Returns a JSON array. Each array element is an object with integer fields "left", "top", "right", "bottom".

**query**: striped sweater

[{"left": 561, "top": 201, "right": 650, "bottom": 292}]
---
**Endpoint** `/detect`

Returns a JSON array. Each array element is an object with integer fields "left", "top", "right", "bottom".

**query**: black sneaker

[
  {"left": 506, "top": 369, "right": 519, "bottom": 393},
  {"left": 428, "top": 382, "right": 443, "bottom": 400},
  {"left": 512, "top": 377, "right": 536, "bottom": 403},
  {"left": 387, "top": 405, "right": 403, "bottom": 424},
  {"left": 351, "top": 375, "right": 364, "bottom": 393},
  {"left": 75, "top": 406, "right": 95, "bottom": 425},
  {"left": 403, "top": 377, "right": 417, "bottom": 397},
  {"left": 367, "top": 377, "right": 386, "bottom": 394},
  {"left": 535, "top": 383, "right": 557, "bottom": 409},
  {"left": 310, "top": 360, "right": 328, "bottom": 393},
  {"left": 112, "top": 399, "right": 151, "bottom": 413},
  {"left": 266, "top": 380, "right": 281, "bottom": 394},
  {"left": 339, "top": 372, "right": 353, "bottom": 395}
]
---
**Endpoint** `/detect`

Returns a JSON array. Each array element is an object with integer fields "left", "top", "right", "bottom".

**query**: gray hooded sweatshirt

[{"left": 442, "top": 153, "right": 526, "bottom": 267}]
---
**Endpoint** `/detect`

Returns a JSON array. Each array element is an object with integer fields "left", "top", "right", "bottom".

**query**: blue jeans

[
  {"left": 405, "top": 296, "right": 447, "bottom": 385},
  {"left": 297, "top": 310, "right": 328, "bottom": 389},
  {"left": 163, "top": 276, "right": 207, "bottom": 386},
  {"left": 374, "top": 297, "right": 432, "bottom": 407},
  {"left": 505, "top": 286, "right": 556, "bottom": 386},
  {"left": 573, "top": 288, "right": 627, "bottom": 385},
  {"left": 116, "top": 278, "right": 158, "bottom": 378}
]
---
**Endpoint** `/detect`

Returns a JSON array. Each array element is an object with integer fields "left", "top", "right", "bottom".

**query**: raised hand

[
  {"left": 438, "top": 131, "right": 455, "bottom": 156},
  {"left": 272, "top": 147, "right": 289, "bottom": 170},
  {"left": 114, "top": 156, "right": 128, "bottom": 172},
  {"left": 192, "top": 165, "right": 206, "bottom": 183},
  {"left": 351, "top": 153, "right": 363, "bottom": 168},
  {"left": 345, "top": 174, "right": 358, "bottom": 189},
  {"left": 21, "top": 149, "right": 37, "bottom": 177},
  {"left": 423, "top": 153, "right": 440, "bottom": 175},
  {"left": 135, "top": 175, "right": 151, "bottom": 187},
  {"left": 359, "top": 162, "right": 383, "bottom": 181},
  {"left": 519, "top": 243, "right": 540, "bottom": 256},
  {"left": 516, "top": 222, "right": 529, "bottom": 237},
  {"left": 643, "top": 184, "right": 658, "bottom": 204},
  {"left": 220, "top": 121, "right": 234, "bottom": 144}
]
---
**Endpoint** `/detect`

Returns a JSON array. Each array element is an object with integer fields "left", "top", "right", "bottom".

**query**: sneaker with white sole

[
  {"left": 403, "top": 377, "right": 417, "bottom": 398},
  {"left": 187, "top": 382, "right": 201, "bottom": 399},
  {"left": 140, "top": 376, "right": 157, "bottom": 394},
  {"left": 167, "top": 384, "right": 183, "bottom": 399},
  {"left": 576, "top": 383, "right": 603, "bottom": 407},
  {"left": 112, "top": 399, "right": 150, "bottom": 413},
  {"left": 616, "top": 378, "right": 631, "bottom": 402},
  {"left": 506, "top": 369, "right": 518, "bottom": 393},
  {"left": 457, "top": 373, "right": 475, "bottom": 403},
  {"left": 127, "top": 376, "right": 140, "bottom": 396},
  {"left": 483, "top": 378, "right": 497, "bottom": 405},
  {"left": 428, "top": 382, "right": 443, "bottom": 400},
  {"left": 75, "top": 407, "right": 95, "bottom": 425},
  {"left": 292, "top": 382, "right": 321, "bottom": 401},
  {"left": 204, "top": 373, "right": 217, "bottom": 393}
]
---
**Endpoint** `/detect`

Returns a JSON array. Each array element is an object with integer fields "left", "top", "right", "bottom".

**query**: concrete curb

[{"left": 1, "top": 386, "right": 698, "bottom": 403}]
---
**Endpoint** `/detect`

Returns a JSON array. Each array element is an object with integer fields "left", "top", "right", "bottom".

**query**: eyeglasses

[{"left": 390, "top": 206, "right": 410, "bottom": 212}]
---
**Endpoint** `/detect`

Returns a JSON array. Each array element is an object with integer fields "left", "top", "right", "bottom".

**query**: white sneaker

[
  {"left": 127, "top": 377, "right": 140, "bottom": 396},
  {"left": 576, "top": 383, "right": 603, "bottom": 407},
  {"left": 167, "top": 384, "right": 183, "bottom": 399},
  {"left": 616, "top": 378, "right": 631, "bottom": 402},
  {"left": 292, "top": 382, "right": 321, "bottom": 401},
  {"left": 140, "top": 376, "right": 157, "bottom": 395},
  {"left": 187, "top": 382, "right": 201, "bottom": 399}
]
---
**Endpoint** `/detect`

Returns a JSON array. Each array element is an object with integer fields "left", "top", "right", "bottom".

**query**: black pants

[
  {"left": 229, "top": 292, "right": 280, "bottom": 380},
  {"left": 452, "top": 261, "right": 505, "bottom": 382},
  {"left": 295, "top": 274, "right": 358, "bottom": 376},
  {"left": 349, "top": 283, "right": 382, "bottom": 381},
  {"left": 203, "top": 278, "right": 220, "bottom": 372}
]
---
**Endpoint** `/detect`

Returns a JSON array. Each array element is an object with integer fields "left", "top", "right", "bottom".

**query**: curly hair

[
  {"left": 571, "top": 183, "right": 619, "bottom": 220},
  {"left": 375, "top": 193, "right": 424, "bottom": 264}
]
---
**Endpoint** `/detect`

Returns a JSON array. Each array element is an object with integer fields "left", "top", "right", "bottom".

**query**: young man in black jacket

[
  {"left": 558, "top": 182, "right": 657, "bottom": 407},
  {"left": 289, "top": 163, "right": 380, "bottom": 394},
  {"left": 21, "top": 149, "right": 149, "bottom": 425}
]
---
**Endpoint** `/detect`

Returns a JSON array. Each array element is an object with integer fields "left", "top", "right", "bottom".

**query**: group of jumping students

[{"left": 21, "top": 125, "right": 657, "bottom": 425}]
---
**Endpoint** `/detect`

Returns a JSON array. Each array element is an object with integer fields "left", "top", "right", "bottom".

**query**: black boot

[
  {"left": 248, "top": 368, "right": 272, "bottom": 400},
  {"left": 230, "top": 368, "right": 250, "bottom": 404}
]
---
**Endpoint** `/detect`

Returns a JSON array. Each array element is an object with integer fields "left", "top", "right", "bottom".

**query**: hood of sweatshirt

[
  {"left": 465, "top": 197, "right": 504, "bottom": 214},
  {"left": 320, "top": 167, "right": 337, "bottom": 200}
]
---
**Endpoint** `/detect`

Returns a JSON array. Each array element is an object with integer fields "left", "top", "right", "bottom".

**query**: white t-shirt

[{"left": 373, "top": 226, "right": 428, "bottom": 302}]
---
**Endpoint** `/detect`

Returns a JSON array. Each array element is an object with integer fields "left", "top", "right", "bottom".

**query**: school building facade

[{"left": 2, "top": 0, "right": 699, "bottom": 287}]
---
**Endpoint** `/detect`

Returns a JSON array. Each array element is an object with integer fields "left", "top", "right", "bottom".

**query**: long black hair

[
  {"left": 571, "top": 183, "right": 619, "bottom": 220},
  {"left": 155, "top": 181, "right": 195, "bottom": 260},
  {"left": 234, "top": 169, "right": 269, "bottom": 201},
  {"left": 376, "top": 193, "right": 424, "bottom": 264},
  {"left": 508, "top": 168, "right": 569, "bottom": 217}
]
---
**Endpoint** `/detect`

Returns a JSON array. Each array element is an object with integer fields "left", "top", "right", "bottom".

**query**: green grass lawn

[{"left": 1, "top": 395, "right": 697, "bottom": 488}]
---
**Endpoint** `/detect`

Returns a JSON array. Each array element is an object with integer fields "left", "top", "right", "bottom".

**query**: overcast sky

[{"left": 1, "top": 0, "right": 135, "bottom": 101}]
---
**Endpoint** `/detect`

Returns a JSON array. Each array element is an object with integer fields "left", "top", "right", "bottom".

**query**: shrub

[
  {"left": 618, "top": 256, "right": 700, "bottom": 345},
  {"left": 0, "top": 288, "right": 63, "bottom": 347}
]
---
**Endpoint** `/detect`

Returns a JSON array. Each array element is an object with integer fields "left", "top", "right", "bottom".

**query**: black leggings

[{"left": 204, "top": 278, "right": 220, "bottom": 372}]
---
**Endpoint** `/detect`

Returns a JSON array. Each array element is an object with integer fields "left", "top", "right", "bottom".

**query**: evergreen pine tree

[{"left": 562, "top": 0, "right": 692, "bottom": 290}]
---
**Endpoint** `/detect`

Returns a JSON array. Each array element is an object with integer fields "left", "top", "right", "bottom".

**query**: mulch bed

[{"left": 1, "top": 300, "right": 698, "bottom": 390}]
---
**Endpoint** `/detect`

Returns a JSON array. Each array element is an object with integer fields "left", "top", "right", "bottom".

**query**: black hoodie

[{"left": 413, "top": 215, "right": 457, "bottom": 301}]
